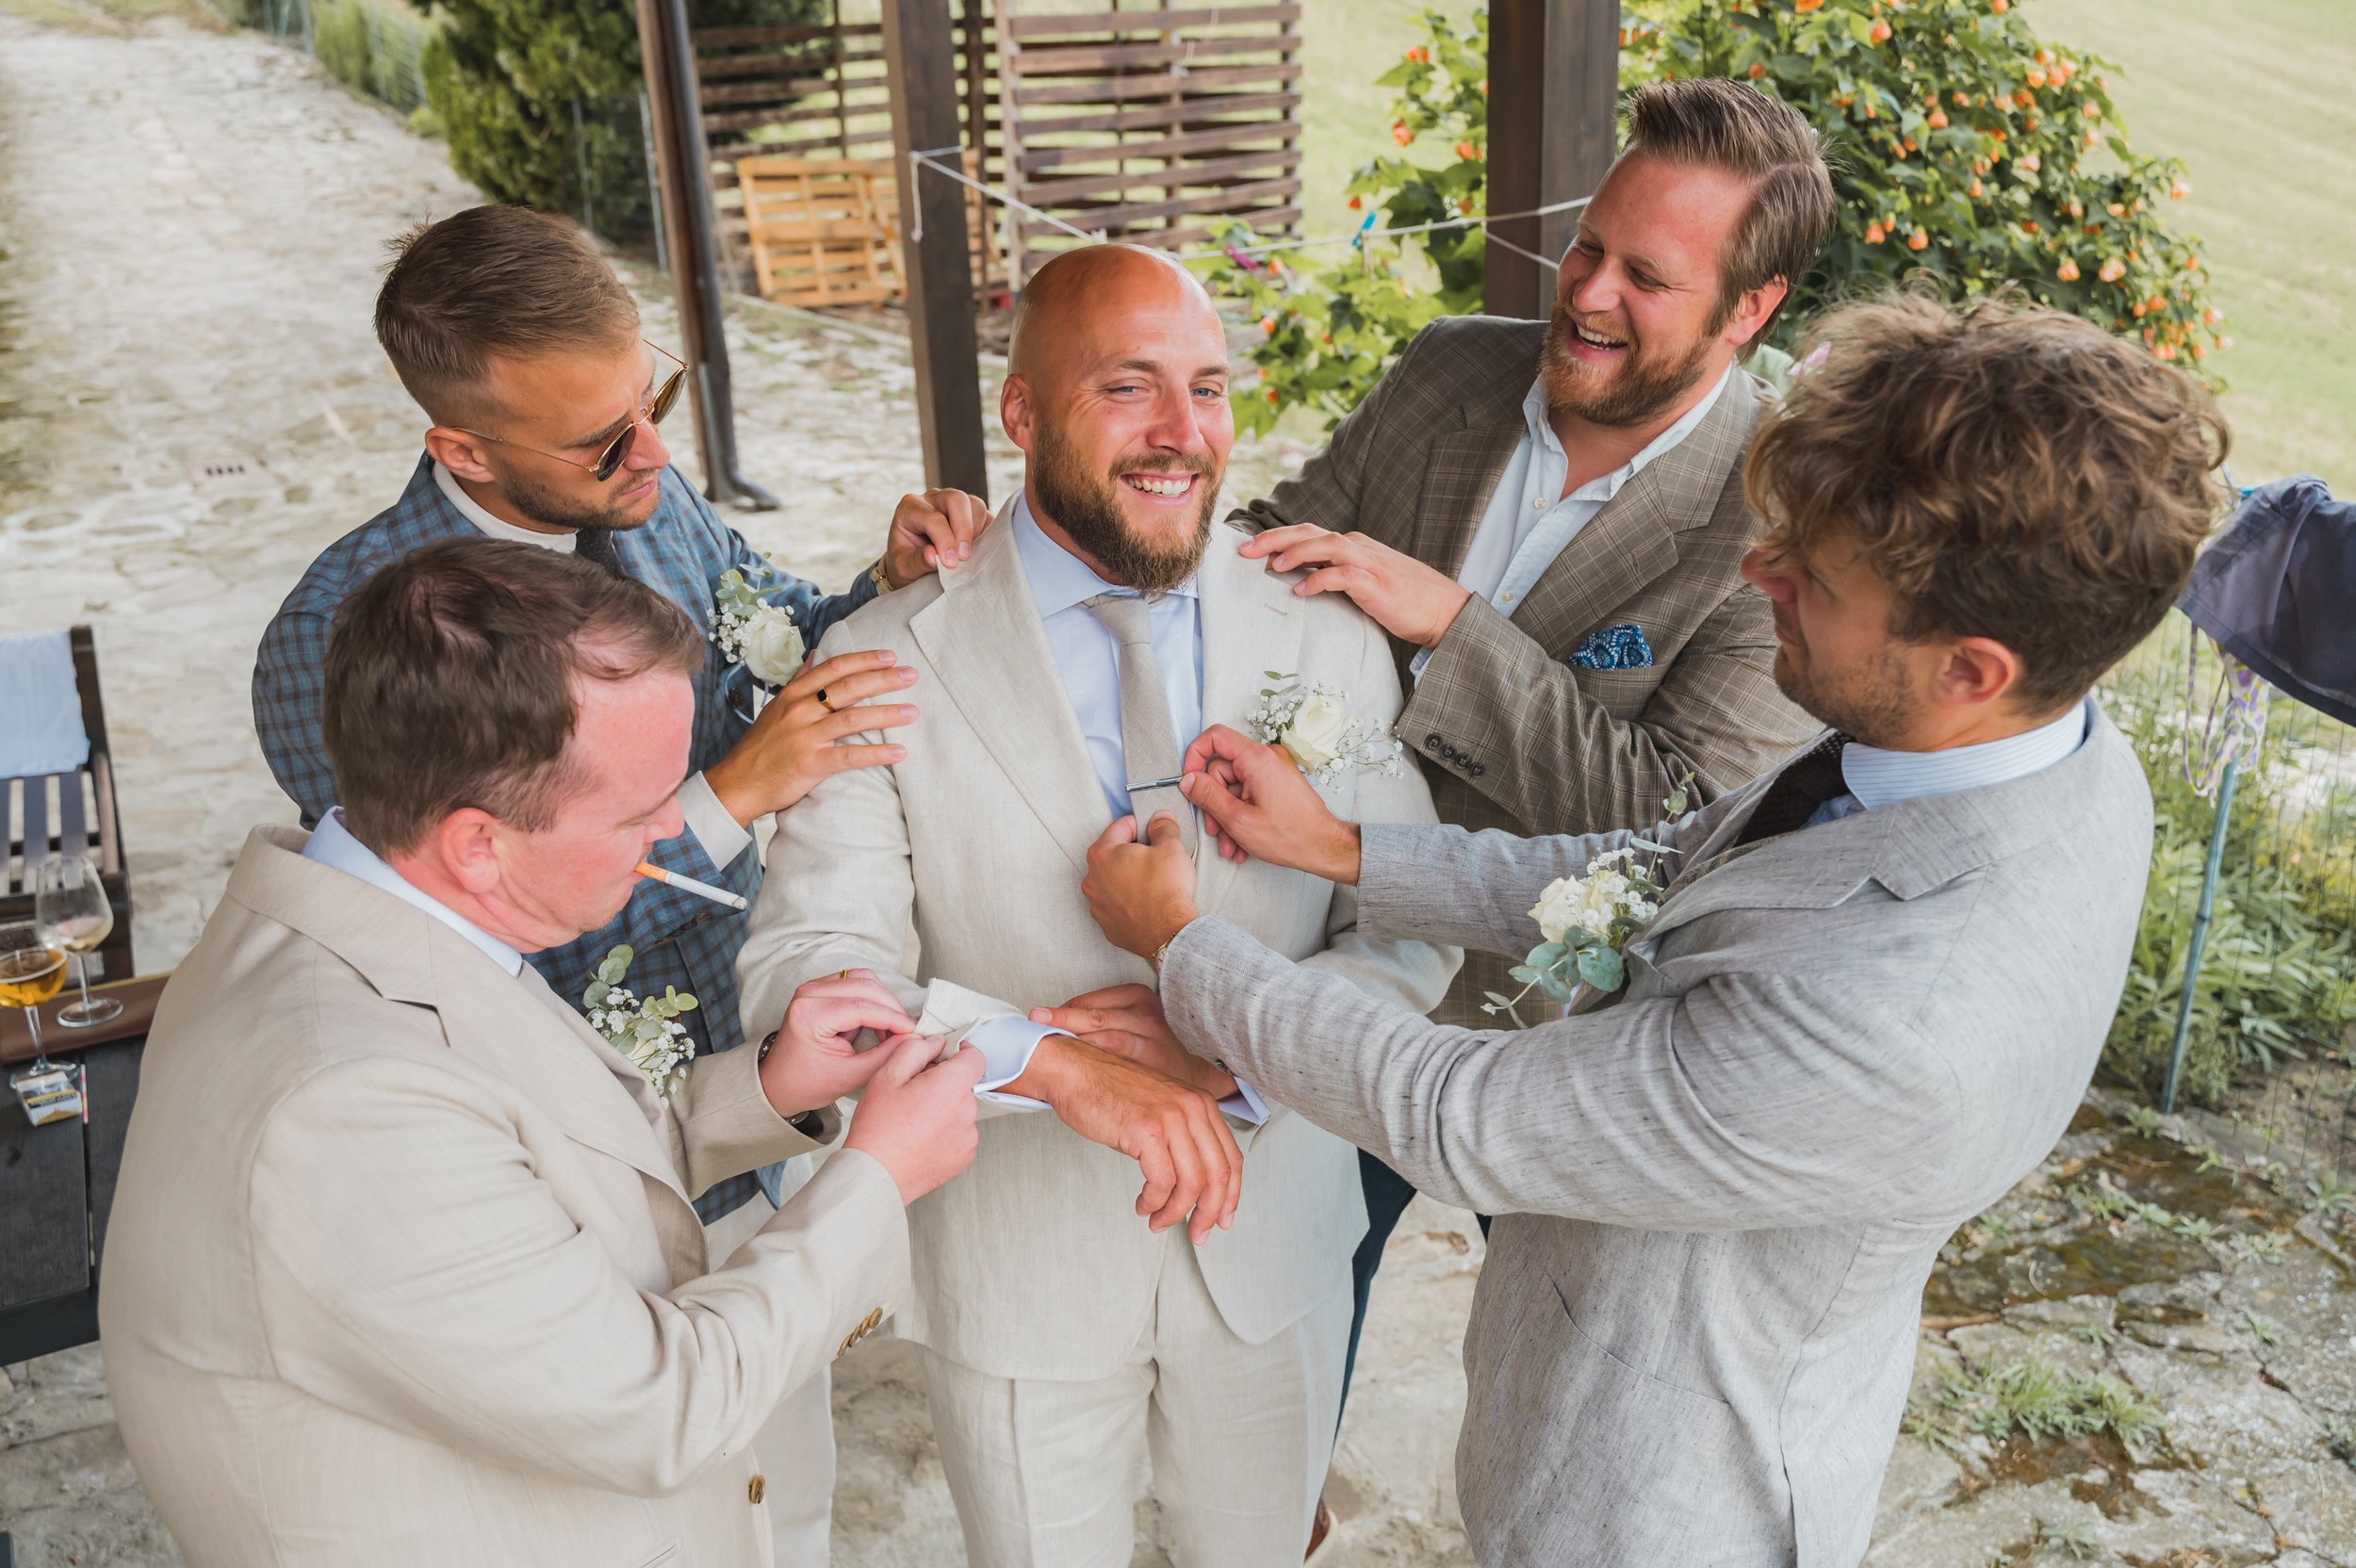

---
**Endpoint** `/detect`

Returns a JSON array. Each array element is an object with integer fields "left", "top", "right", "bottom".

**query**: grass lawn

[{"left": 1293, "top": 0, "right": 2353, "bottom": 494}]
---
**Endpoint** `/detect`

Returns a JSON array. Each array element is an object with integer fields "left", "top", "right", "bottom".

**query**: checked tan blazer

[
  {"left": 99, "top": 827, "right": 908, "bottom": 1568},
  {"left": 1233, "top": 315, "right": 1815, "bottom": 1021}
]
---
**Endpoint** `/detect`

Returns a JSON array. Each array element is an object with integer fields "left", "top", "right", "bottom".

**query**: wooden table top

[{"left": 1, "top": 973, "right": 168, "bottom": 1065}]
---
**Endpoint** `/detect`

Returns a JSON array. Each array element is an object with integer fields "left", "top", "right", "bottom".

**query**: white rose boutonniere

[
  {"left": 1484, "top": 774, "right": 1694, "bottom": 1027},
  {"left": 712, "top": 564, "right": 806, "bottom": 688},
  {"left": 582, "top": 943, "right": 698, "bottom": 1101},
  {"left": 1247, "top": 672, "right": 1405, "bottom": 787}
]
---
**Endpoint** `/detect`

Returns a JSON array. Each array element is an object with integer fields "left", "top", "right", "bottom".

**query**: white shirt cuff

[
  {"left": 963, "top": 1017, "right": 1056, "bottom": 1110},
  {"left": 1219, "top": 1077, "right": 1269, "bottom": 1126},
  {"left": 1407, "top": 644, "right": 1436, "bottom": 685},
  {"left": 678, "top": 771, "right": 753, "bottom": 868}
]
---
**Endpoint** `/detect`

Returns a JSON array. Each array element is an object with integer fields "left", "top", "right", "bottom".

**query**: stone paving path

[{"left": 5, "top": 14, "right": 2355, "bottom": 1568}]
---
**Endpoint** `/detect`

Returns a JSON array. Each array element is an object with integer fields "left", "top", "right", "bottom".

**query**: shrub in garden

[
  {"left": 1202, "top": 0, "right": 2225, "bottom": 436},
  {"left": 2101, "top": 650, "right": 2356, "bottom": 1106},
  {"left": 420, "top": 0, "right": 821, "bottom": 238}
]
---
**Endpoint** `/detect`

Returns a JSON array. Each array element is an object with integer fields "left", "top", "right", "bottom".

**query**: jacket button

[
  {"left": 1469, "top": 762, "right": 1485, "bottom": 777},
  {"left": 748, "top": 1475, "right": 766, "bottom": 1505},
  {"left": 1424, "top": 732, "right": 1443, "bottom": 752}
]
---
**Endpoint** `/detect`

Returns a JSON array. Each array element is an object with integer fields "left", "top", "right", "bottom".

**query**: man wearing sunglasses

[{"left": 251, "top": 202, "right": 988, "bottom": 1565}]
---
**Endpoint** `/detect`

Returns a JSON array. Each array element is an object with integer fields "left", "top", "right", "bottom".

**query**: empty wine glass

[{"left": 35, "top": 855, "right": 123, "bottom": 1027}]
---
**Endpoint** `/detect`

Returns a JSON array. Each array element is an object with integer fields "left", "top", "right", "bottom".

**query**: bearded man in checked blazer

[
  {"left": 1224, "top": 78, "right": 1836, "bottom": 1399},
  {"left": 249, "top": 203, "right": 986, "bottom": 1565}
]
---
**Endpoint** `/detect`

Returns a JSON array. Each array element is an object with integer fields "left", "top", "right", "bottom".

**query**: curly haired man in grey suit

[{"left": 1069, "top": 294, "right": 2230, "bottom": 1565}]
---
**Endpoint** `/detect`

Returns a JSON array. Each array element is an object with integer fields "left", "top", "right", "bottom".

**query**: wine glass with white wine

[
  {"left": 35, "top": 855, "right": 123, "bottom": 1027},
  {"left": 1, "top": 917, "right": 68, "bottom": 1063}
]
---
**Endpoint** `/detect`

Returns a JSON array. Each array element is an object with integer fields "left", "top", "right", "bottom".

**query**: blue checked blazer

[{"left": 254, "top": 455, "right": 877, "bottom": 1220}]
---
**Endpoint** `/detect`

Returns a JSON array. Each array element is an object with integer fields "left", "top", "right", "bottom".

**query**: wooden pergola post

[
  {"left": 883, "top": 0, "right": 989, "bottom": 499},
  {"left": 1484, "top": 0, "right": 1621, "bottom": 320},
  {"left": 637, "top": 0, "right": 777, "bottom": 508}
]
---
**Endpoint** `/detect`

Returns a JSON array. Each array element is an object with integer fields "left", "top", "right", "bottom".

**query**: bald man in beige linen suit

[
  {"left": 100, "top": 538, "right": 985, "bottom": 1568},
  {"left": 736, "top": 247, "right": 1456, "bottom": 1566}
]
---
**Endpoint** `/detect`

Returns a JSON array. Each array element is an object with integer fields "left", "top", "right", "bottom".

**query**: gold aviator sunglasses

[{"left": 453, "top": 341, "right": 688, "bottom": 482}]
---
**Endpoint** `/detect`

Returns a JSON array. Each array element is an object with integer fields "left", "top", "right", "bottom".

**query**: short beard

[
  {"left": 1773, "top": 638, "right": 1917, "bottom": 749},
  {"left": 1540, "top": 299, "right": 1717, "bottom": 430},
  {"left": 1030, "top": 422, "right": 1217, "bottom": 592},
  {"left": 495, "top": 464, "right": 652, "bottom": 537}
]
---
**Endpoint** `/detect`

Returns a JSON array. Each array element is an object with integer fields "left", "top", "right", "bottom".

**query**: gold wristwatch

[{"left": 868, "top": 558, "right": 894, "bottom": 596}]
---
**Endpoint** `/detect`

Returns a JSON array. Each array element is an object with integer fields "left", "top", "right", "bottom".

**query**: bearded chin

[
  {"left": 1541, "top": 302, "right": 1715, "bottom": 430},
  {"left": 1032, "top": 425, "right": 1218, "bottom": 593}
]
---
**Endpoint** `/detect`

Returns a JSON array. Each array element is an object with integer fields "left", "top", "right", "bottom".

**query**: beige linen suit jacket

[
  {"left": 98, "top": 827, "right": 910, "bottom": 1568},
  {"left": 736, "top": 511, "right": 1457, "bottom": 1381},
  {"left": 1233, "top": 315, "right": 1817, "bottom": 1021},
  {"left": 1155, "top": 705, "right": 2151, "bottom": 1566}
]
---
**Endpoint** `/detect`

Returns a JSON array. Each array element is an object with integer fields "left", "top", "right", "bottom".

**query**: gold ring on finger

[
  {"left": 816, "top": 688, "right": 837, "bottom": 712},
  {"left": 837, "top": 969, "right": 852, "bottom": 980}
]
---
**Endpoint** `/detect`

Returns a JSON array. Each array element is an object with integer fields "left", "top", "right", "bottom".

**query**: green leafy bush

[
  {"left": 1200, "top": 0, "right": 2226, "bottom": 435},
  {"left": 2101, "top": 648, "right": 2356, "bottom": 1106},
  {"left": 312, "top": 0, "right": 432, "bottom": 113},
  {"left": 420, "top": 0, "right": 822, "bottom": 238}
]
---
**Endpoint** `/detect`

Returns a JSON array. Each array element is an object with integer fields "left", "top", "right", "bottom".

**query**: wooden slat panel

[
  {"left": 1006, "top": 4, "right": 1299, "bottom": 41},
  {"left": 692, "top": 22, "right": 881, "bottom": 49},
  {"left": 1012, "top": 61, "right": 1299, "bottom": 106},
  {"left": 1020, "top": 90, "right": 1296, "bottom": 139},
  {"left": 1023, "top": 147, "right": 1298, "bottom": 204},
  {"left": 704, "top": 102, "right": 892, "bottom": 135},
  {"left": 1007, "top": 33, "right": 1284, "bottom": 75},
  {"left": 700, "top": 47, "right": 885, "bottom": 83},
  {"left": 1023, "top": 174, "right": 1301, "bottom": 233},
  {"left": 1018, "top": 121, "right": 1297, "bottom": 174},
  {"left": 702, "top": 72, "right": 886, "bottom": 108}
]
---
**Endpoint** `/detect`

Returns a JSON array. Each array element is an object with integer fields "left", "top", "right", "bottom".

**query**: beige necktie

[{"left": 1082, "top": 592, "right": 1199, "bottom": 857}]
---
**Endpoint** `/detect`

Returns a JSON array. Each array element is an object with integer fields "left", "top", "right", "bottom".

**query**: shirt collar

[
  {"left": 1841, "top": 697, "right": 2095, "bottom": 811},
  {"left": 433, "top": 460, "right": 579, "bottom": 552},
  {"left": 1522, "top": 358, "right": 1736, "bottom": 502},
  {"left": 301, "top": 808, "right": 528, "bottom": 977},
  {"left": 1010, "top": 490, "right": 1201, "bottom": 617}
]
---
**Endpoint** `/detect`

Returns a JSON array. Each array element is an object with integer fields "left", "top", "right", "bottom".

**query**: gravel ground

[{"left": 4, "top": 14, "right": 2354, "bottom": 1568}]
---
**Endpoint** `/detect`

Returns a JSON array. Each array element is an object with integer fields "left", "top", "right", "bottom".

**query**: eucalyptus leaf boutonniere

[
  {"left": 1482, "top": 774, "right": 1694, "bottom": 1027},
  {"left": 582, "top": 943, "right": 698, "bottom": 1101},
  {"left": 1248, "top": 672, "right": 1405, "bottom": 786}
]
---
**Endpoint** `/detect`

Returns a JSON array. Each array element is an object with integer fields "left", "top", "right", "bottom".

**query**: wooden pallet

[{"left": 736, "top": 155, "right": 903, "bottom": 308}]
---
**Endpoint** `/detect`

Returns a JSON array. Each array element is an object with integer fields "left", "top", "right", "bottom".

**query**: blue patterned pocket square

[{"left": 1571, "top": 623, "right": 1654, "bottom": 671}]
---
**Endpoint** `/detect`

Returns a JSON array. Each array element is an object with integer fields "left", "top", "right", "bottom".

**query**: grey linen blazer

[
  {"left": 1233, "top": 315, "right": 1817, "bottom": 1021},
  {"left": 1156, "top": 703, "right": 2151, "bottom": 1566}
]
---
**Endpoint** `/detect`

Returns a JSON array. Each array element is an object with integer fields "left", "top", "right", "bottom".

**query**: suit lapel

[
  {"left": 912, "top": 500, "right": 1115, "bottom": 873},
  {"left": 1510, "top": 370, "right": 1762, "bottom": 653},
  {"left": 1411, "top": 418, "right": 1527, "bottom": 581},
  {"left": 1193, "top": 529, "right": 1305, "bottom": 918},
  {"left": 224, "top": 829, "right": 697, "bottom": 1215}
]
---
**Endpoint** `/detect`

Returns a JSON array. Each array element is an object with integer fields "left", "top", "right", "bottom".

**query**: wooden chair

[{"left": 3, "top": 625, "right": 134, "bottom": 982}]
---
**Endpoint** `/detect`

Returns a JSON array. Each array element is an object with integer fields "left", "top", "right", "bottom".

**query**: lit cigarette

[{"left": 634, "top": 862, "right": 749, "bottom": 910}]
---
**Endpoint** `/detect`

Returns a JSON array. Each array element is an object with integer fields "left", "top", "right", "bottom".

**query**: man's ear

[
  {"left": 1938, "top": 636, "right": 2024, "bottom": 712},
  {"left": 432, "top": 808, "right": 508, "bottom": 896},
  {"left": 1000, "top": 373, "right": 1039, "bottom": 455},
  {"left": 424, "top": 427, "right": 499, "bottom": 484},
  {"left": 1722, "top": 277, "right": 1789, "bottom": 351}
]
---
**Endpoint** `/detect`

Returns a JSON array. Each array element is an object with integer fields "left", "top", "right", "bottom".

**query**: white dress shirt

[
  {"left": 1411, "top": 362, "right": 1735, "bottom": 680},
  {"left": 432, "top": 462, "right": 751, "bottom": 870},
  {"left": 965, "top": 497, "right": 1269, "bottom": 1121},
  {"left": 1807, "top": 698, "right": 2095, "bottom": 827}
]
